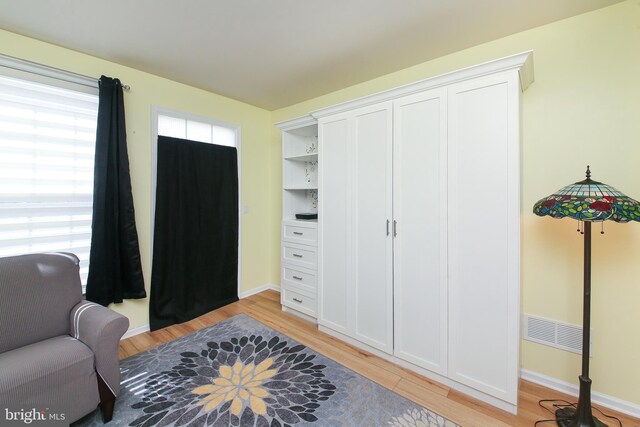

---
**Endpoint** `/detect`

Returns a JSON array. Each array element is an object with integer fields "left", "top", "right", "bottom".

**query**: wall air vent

[{"left": 523, "top": 314, "right": 592, "bottom": 356}]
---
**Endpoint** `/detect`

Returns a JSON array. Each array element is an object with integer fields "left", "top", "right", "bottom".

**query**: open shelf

[
  {"left": 284, "top": 153, "right": 318, "bottom": 162},
  {"left": 282, "top": 126, "right": 317, "bottom": 160},
  {"left": 284, "top": 186, "right": 318, "bottom": 191},
  {"left": 285, "top": 153, "right": 318, "bottom": 162},
  {"left": 281, "top": 121, "right": 318, "bottom": 222}
]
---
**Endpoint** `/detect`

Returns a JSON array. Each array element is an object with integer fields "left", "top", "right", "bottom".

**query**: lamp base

[{"left": 555, "top": 407, "right": 607, "bottom": 427}]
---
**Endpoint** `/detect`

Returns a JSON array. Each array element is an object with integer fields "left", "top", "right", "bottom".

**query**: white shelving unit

[
  {"left": 282, "top": 124, "right": 318, "bottom": 217},
  {"left": 277, "top": 116, "right": 319, "bottom": 321}
]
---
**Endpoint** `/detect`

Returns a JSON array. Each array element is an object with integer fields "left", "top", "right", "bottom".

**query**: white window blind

[{"left": 0, "top": 73, "right": 99, "bottom": 285}]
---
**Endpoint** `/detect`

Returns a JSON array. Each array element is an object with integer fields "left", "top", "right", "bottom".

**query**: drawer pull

[
  {"left": 292, "top": 253, "right": 303, "bottom": 258},
  {"left": 292, "top": 275, "right": 303, "bottom": 280},
  {"left": 292, "top": 298, "right": 303, "bottom": 303},
  {"left": 293, "top": 231, "right": 304, "bottom": 235}
]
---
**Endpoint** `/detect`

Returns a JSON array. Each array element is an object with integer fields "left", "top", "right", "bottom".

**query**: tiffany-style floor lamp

[{"left": 533, "top": 166, "right": 640, "bottom": 427}]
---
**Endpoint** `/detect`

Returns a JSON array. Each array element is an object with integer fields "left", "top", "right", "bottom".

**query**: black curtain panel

[
  {"left": 86, "top": 75, "right": 146, "bottom": 306},
  {"left": 150, "top": 136, "right": 239, "bottom": 331}
]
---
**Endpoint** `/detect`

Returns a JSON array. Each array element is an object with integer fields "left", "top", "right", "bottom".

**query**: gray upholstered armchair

[{"left": 0, "top": 253, "right": 129, "bottom": 424}]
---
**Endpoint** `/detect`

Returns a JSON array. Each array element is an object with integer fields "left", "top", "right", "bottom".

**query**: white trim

[
  {"left": 121, "top": 324, "right": 151, "bottom": 340},
  {"left": 0, "top": 53, "right": 98, "bottom": 94},
  {"left": 73, "top": 303, "right": 100, "bottom": 339},
  {"left": 239, "top": 283, "right": 280, "bottom": 299},
  {"left": 274, "top": 115, "right": 317, "bottom": 131},
  {"left": 518, "top": 52, "right": 535, "bottom": 91},
  {"left": 520, "top": 369, "right": 640, "bottom": 419},
  {"left": 311, "top": 50, "right": 533, "bottom": 119},
  {"left": 149, "top": 106, "right": 243, "bottom": 298}
]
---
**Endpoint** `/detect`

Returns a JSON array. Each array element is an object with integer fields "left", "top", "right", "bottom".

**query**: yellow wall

[
  {"left": 271, "top": 1, "right": 640, "bottom": 405},
  {"left": 0, "top": 29, "right": 274, "bottom": 330}
]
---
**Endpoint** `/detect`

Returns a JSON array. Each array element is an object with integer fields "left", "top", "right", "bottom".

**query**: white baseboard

[
  {"left": 521, "top": 369, "right": 640, "bottom": 419},
  {"left": 121, "top": 284, "right": 279, "bottom": 340},
  {"left": 239, "top": 283, "right": 280, "bottom": 299},
  {"left": 121, "top": 323, "right": 150, "bottom": 340}
]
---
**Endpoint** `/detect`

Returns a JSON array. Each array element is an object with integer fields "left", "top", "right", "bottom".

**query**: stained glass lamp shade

[
  {"left": 533, "top": 167, "right": 640, "bottom": 223},
  {"left": 533, "top": 166, "right": 640, "bottom": 427}
]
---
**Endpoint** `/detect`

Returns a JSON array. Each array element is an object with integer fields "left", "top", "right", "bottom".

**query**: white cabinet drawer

[
  {"left": 282, "top": 287, "right": 316, "bottom": 316},
  {"left": 283, "top": 243, "right": 317, "bottom": 270},
  {"left": 282, "top": 265, "right": 316, "bottom": 293},
  {"left": 283, "top": 222, "right": 318, "bottom": 246}
]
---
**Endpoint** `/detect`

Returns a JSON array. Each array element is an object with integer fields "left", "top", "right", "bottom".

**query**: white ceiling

[{"left": 0, "top": 0, "right": 622, "bottom": 110}]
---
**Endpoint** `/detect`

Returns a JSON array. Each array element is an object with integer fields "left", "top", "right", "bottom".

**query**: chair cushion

[
  {"left": 0, "top": 253, "right": 82, "bottom": 353},
  {"left": 0, "top": 335, "right": 100, "bottom": 423}
]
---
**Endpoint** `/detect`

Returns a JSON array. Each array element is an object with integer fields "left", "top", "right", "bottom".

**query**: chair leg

[{"left": 97, "top": 374, "right": 116, "bottom": 423}]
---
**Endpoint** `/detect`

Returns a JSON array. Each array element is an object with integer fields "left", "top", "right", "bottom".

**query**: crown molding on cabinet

[
  {"left": 275, "top": 114, "right": 318, "bottom": 130},
  {"left": 310, "top": 50, "right": 533, "bottom": 119}
]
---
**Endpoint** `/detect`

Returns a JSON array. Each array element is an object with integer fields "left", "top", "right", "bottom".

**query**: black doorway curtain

[
  {"left": 86, "top": 75, "right": 146, "bottom": 306},
  {"left": 150, "top": 136, "right": 239, "bottom": 331}
]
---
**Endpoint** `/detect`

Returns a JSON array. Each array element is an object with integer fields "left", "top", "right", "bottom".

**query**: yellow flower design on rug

[{"left": 191, "top": 358, "right": 277, "bottom": 416}]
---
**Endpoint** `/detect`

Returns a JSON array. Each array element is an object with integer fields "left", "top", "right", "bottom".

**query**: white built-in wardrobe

[{"left": 278, "top": 51, "right": 533, "bottom": 413}]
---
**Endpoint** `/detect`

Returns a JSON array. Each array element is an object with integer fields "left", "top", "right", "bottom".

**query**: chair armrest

[{"left": 69, "top": 301, "right": 129, "bottom": 397}]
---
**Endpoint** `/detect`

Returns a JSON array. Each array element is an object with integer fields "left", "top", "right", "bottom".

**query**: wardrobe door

[
  {"left": 351, "top": 102, "right": 393, "bottom": 353},
  {"left": 318, "top": 115, "right": 350, "bottom": 334},
  {"left": 392, "top": 89, "right": 448, "bottom": 374},
  {"left": 447, "top": 72, "right": 520, "bottom": 404}
]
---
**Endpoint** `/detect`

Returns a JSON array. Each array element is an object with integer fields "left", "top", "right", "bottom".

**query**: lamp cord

[{"left": 534, "top": 399, "right": 623, "bottom": 426}]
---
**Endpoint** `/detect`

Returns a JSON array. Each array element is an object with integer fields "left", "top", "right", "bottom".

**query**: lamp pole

[{"left": 557, "top": 220, "right": 604, "bottom": 427}]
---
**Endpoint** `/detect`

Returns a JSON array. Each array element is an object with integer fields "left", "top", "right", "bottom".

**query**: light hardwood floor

[{"left": 120, "top": 290, "right": 639, "bottom": 426}]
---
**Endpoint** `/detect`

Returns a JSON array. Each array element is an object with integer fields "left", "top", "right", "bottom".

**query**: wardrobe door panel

[
  {"left": 447, "top": 72, "right": 520, "bottom": 404},
  {"left": 318, "top": 116, "right": 350, "bottom": 333},
  {"left": 352, "top": 103, "right": 393, "bottom": 353},
  {"left": 392, "top": 90, "right": 448, "bottom": 374}
]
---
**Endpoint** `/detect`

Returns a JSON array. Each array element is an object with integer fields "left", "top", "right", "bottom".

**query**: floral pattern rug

[{"left": 74, "top": 314, "right": 459, "bottom": 427}]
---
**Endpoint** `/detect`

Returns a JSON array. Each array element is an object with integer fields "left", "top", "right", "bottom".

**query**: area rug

[{"left": 74, "top": 314, "right": 458, "bottom": 426}]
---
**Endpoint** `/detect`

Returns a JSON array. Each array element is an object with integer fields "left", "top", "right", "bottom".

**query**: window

[
  {"left": 156, "top": 113, "right": 236, "bottom": 147},
  {"left": 0, "top": 68, "right": 99, "bottom": 286}
]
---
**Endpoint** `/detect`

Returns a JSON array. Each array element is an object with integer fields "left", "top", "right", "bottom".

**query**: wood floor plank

[
  {"left": 120, "top": 291, "right": 640, "bottom": 426},
  {"left": 393, "top": 378, "right": 511, "bottom": 427},
  {"left": 446, "top": 388, "right": 523, "bottom": 427}
]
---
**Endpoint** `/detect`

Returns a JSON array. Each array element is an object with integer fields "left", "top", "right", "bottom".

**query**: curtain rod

[{"left": 0, "top": 53, "right": 131, "bottom": 91}]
